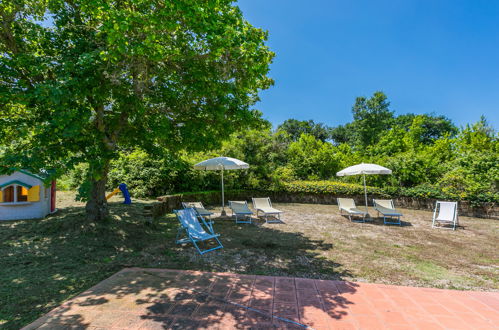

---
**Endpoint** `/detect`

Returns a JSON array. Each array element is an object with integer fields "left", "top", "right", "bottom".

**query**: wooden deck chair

[
  {"left": 252, "top": 197, "right": 283, "bottom": 223},
  {"left": 373, "top": 199, "right": 403, "bottom": 225},
  {"left": 173, "top": 208, "right": 223, "bottom": 255},
  {"left": 182, "top": 202, "right": 214, "bottom": 222},
  {"left": 432, "top": 201, "right": 459, "bottom": 230},
  {"left": 228, "top": 200, "right": 253, "bottom": 224},
  {"left": 337, "top": 198, "right": 368, "bottom": 222}
]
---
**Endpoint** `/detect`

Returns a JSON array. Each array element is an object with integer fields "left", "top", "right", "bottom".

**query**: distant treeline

[{"left": 61, "top": 92, "right": 498, "bottom": 204}]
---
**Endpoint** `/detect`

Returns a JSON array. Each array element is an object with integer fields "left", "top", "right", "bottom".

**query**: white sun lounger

[
  {"left": 338, "top": 198, "right": 368, "bottom": 222},
  {"left": 252, "top": 197, "right": 282, "bottom": 223},
  {"left": 373, "top": 199, "right": 403, "bottom": 225},
  {"left": 432, "top": 201, "right": 458, "bottom": 230},
  {"left": 229, "top": 200, "right": 254, "bottom": 224},
  {"left": 182, "top": 202, "right": 214, "bottom": 219}
]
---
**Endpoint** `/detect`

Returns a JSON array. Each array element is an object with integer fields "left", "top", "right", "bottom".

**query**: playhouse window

[
  {"left": 17, "top": 186, "right": 29, "bottom": 202},
  {"left": 3, "top": 186, "right": 14, "bottom": 203}
]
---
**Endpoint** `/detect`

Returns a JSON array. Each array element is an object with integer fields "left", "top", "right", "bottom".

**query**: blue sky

[{"left": 237, "top": 0, "right": 499, "bottom": 129}]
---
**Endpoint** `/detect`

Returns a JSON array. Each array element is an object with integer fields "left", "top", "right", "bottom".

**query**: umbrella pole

[
  {"left": 221, "top": 167, "right": 226, "bottom": 216},
  {"left": 363, "top": 173, "right": 369, "bottom": 213}
]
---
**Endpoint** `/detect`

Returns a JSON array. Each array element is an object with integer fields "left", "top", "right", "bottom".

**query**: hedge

[
  {"left": 273, "top": 180, "right": 498, "bottom": 204},
  {"left": 157, "top": 180, "right": 497, "bottom": 206}
]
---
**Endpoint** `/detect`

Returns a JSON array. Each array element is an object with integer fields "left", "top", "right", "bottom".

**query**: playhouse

[{"left": 0, "top": 170, "right": 56, "bottom": 221}]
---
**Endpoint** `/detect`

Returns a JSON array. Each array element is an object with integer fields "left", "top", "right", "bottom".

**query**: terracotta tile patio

[{"left": 24, "top": 268, "right": 499, "bottom": 329}]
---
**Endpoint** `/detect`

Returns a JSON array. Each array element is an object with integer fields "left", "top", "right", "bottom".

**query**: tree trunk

[{"left": 85, "top": 163, "right": 110, "bottom": 221}]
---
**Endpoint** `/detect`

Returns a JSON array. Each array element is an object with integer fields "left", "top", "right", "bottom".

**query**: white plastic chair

[{"left": 432, "top": 201, "right": 458, "bottom": 230}]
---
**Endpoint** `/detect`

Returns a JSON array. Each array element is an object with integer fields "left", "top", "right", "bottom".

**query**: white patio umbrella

[
  {"left": 194, "top": 157, "right": 249, "bottom": 215},
  {"left": 336, "top": 163, "right": 392, "bottom": 212}
]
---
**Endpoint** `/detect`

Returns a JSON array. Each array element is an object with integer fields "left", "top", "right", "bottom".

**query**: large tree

[
  {"left": 395, "top": 113, "right": 458, "bottom": 144},
  {"left": 0, "top": 0, "right": 274, "bottom": 220},
  {"left": 277, "top": 119, "right": 331, "bottom": 142},
  {"left": 351, "top": 91, "right": 394, "bottom": 148}
]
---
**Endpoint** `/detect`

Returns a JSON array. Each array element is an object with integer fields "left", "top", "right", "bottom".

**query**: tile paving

[{"left": 24, "top": 268, "right": 499, "bottom": 329}]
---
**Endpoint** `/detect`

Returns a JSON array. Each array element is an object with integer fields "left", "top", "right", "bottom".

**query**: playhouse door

[{"left": 50, "top": 180, "right": 56, "bottom": 212}]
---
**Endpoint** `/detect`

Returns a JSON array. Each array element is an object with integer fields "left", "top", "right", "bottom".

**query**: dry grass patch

[{"left": 0, "top": 192, "right": 497, "bottom": 329}]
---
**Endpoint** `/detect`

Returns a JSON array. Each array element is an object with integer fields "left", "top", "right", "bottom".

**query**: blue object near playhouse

[
  {"left": 119, "top": 183, "right": 132, "bottom": 204},
  {"left": 105, "top": 183, "right": 132, "bottom": 204}
]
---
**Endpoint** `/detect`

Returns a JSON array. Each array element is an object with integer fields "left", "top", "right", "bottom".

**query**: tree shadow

[
  {"left": 2, "top": 201, "right": 357, "bottom": 329},
  {"left": 25, "top": 268, "right": 360, "bottom": 329}
]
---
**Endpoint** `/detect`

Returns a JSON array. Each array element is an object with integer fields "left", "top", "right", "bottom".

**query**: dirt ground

[
  {"left": 193, "top": 201, "right": 499, "bottom": 292},
  {"left": 1, "top": 192, "right": 497, "bottom": 328}
]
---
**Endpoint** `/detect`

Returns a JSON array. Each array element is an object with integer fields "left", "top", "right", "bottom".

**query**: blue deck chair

[{"left": 173, "top": 208, "right": 223, "bottom": 255}]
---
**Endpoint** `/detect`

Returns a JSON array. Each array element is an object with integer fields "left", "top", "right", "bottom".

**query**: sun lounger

[
  {"left": 252, "top": 197, "right": 282, "bottom": 223},
  {"left": 432, "top": 201, "right": 458, "bottom": 230},
  {"left": 182, "top": 202, "right": 214, "bottom": 219},
  {"left": 228, "top": 200, "right": 253, "bottom": 224},
  {"left": 173, "top": 208, "right": 223, "bottom": 255},
  {"left": 373, "top": 199, "right": 403, "bottom": 225},
  {"left": 337, "top": 198, "right": 368, "bottom": 222}
]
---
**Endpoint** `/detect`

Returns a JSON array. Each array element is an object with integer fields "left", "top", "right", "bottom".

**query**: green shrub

[
  {"left": 277, "top": 180, "right": 391, "bottom": 197},
  {"left": 273, "top": 180, "right": 498, "bottom": 204},
  {"left": 107, "top": 150, "right": 197, "bottom": 198}
]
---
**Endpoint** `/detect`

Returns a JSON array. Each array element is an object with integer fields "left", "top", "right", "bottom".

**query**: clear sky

[{"left": 237, "top": 0, "right": 499, "bottom": 129}]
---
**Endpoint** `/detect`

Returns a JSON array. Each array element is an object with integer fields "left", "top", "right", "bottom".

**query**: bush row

[{"left": 274, "top": 180, "right": 498, "bottom": 205}]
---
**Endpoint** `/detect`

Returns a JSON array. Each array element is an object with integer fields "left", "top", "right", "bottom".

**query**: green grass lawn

[{"left": 1, "top": 191, "right": 498, "bottom": 329}]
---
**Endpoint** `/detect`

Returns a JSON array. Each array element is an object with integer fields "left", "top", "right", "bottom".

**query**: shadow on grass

[
  {"left": 1, "top": 201, "right": 354, "bottom": 329},
  {"left": 340, "top": 214, "right": 413, "bottom": 227},
  {"left": 25, "top": 268, "right": 359, "bottom": 329}
]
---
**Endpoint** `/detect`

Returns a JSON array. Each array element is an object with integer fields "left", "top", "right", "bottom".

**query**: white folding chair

[{"left": 432, "top": 201, "right": 458, "bottom": 230}]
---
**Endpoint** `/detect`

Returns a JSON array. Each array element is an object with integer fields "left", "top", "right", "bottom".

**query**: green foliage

[
  {"left": 277, "top": 119, "right": 332, "bottom": 142},
  {"left": 330, "top": 122, "right": 356, "bottom": 145},
  {"left": 287, "top": 134, "right": 340, "bottom": 180},
  {"left": 0, "top": 0, "right": 274, "bottom": 219},
  {"left": 395, "top": 113, "right": 458, "bottom": 144},
  {"left": 278, "top": 180, "right": 390, "bottom": 197},
  {"left": 59, "top": 110, "right": 496, "bottom": 205},
  {"left": 273, "top": 180, "right": 497, "bottom": 204},
  {"left": 351, "top": 91, "right": 394, "bottom": 148},
  {"left": 107, "top": 150, "right": 192, "bottom": 198}
]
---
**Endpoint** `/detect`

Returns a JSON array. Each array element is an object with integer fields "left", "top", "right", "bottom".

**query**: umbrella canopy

[
  {"left": 336, "top": 163, "right": 392, "bottom": 213},
  {"left": 193, "top": 157, "right": 249, "bottom": 171},
  {"left": 194, "top": 157, "right": 249, "bottom": 215},
  {"left": 337, "top": 163, "right": 392, "bottom": 176}
]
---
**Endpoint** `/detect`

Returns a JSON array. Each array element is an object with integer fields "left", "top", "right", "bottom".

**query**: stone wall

[{"left": 153, "top": 190, "right": 498, "bottom": 219}]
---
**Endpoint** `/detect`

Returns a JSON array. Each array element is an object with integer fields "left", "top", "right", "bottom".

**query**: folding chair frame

[
  {"left": 174, "top": 209, "right": 223, "bottom": 255},
  {"left": 182, "top": 202, "right": 214, "bottom": 225},
  {"left": 432, "top": 201, "right": 459, "bottom": 230},
  {"left": 339, "top": 208, "right": 368, "bottom": 223},
  {"left": 229, "top": 201, "right": 253, "bottom": 224},
  {"left": 373, "top": 200, "right": 402, "bottom": 226},
  {"left": 252, "top": 197, "right": 282, "bottom": 224}
]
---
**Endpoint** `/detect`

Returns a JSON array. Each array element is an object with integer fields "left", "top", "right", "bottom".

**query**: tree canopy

[
  {"left": 277, "top": 119, "right": 332, "bottom": 142},
  {"left": 0, "top": 0, "right": 274, "bottom": 220}
]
